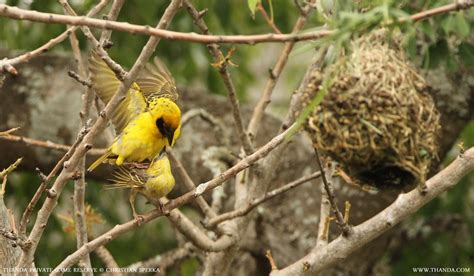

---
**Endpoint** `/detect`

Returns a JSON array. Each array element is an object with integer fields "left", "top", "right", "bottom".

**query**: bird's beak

[{"left": 166, "top": 129, "right": 175, "bottom": 146}]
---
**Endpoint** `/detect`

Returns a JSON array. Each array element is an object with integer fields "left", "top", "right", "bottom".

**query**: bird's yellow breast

[
  {"left": 144, "top": 156, "right": 175, "bottom": 198},
  {"left": 111, "top": 112, "right": 166, "bottom": 164}
]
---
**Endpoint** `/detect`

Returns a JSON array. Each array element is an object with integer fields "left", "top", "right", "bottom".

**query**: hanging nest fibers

[{"left": 304, "top": 31, "right": 440, "bottom": 190}]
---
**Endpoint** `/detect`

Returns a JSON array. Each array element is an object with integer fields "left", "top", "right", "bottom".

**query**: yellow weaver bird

[
  {"left": 107, "top": 152, "right": 175, "bottom": 219},
  {"left": 87, "top": 52, "right": 182, "bottom": 171}
]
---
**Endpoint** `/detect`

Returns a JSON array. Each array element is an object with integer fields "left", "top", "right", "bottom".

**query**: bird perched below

[
  {"left": 87, "top": 52, "right": 181, "bottom": 171},
  {"left": 107, "top": 152, "right": 175, "bottom": 219}
]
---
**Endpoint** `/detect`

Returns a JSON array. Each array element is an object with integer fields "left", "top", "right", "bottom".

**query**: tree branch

[
  {"left": 247, "top": 0, "right": 317, "bottom": 139},
  {"left": 0, "top": 133, "right": 105, "bottom": 156},
  {"left": 49, "top": 123, "right": 296, "bottom": 271},
  {"left": 0, "top": 0, "right": 108, "bottom": 74},
  {"left": 184, "top": 0, "right": 254, "bottom": 155},
  {"left": 271, "top": 148, "right": 474, "bottom": 275},
  {"left": 15, "top": 0, "right": 183, "bottom": 271},
  {"left": 314, "top": 148, "right": 352, "bottom": 236},
  {"left": 1, "top": 2, "right": 470, "bottom": 49},
  {"left": 204, "top": 171, "right": 321, "bottom": 228},
  {"left": 167, "top": 149, "right": 216, "bottom": 218}
]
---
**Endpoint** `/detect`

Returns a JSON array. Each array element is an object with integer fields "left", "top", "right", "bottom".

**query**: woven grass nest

[{"left": 305, "top": 31, "right": 440, "bottom": 190}]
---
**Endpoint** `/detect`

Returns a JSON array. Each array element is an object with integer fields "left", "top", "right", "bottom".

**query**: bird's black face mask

[{"left": 156, "top": 118, "right": 175, "bottom": 146}]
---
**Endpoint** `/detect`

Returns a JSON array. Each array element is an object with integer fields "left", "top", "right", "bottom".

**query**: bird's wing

[
  {"left": 89, "top": 52, "right": 147, "bottom": 133},
  {"left": 106, "top": 167, "right": 147, "bottom": 190},
  {"left": 135, "top": 57, "right": 179, "bottom": 102}
]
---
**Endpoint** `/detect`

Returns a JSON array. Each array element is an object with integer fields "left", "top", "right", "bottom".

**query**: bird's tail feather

[
  {"left": 87, "top": 150, "right": 113, "bottom": 172},
  {"left": 105, "top": 167, "right": 145, "bottom": 191}
]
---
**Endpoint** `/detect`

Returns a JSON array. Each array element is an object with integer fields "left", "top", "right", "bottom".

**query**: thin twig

[
  {"left": 247, "top": 0, "right": 317, "bottom": 139},
  {"left": 98, "top": 0, "right": 125, "bottom": 46},
  {"left": 266, "top": 250, "right": 278, "bottom": 270},
  {"left": 0, "top": 127, "right": 21, "bottom": 136},
  {"left": 18, "top": 125, "right": 91, "bottom": 236},
  {"left": 1, "top": 2, "right": 472, "bottom": 48},
  {"left": 316, "top": 186, "right": 331, "bottom": 248},
  {"left": 0, "top": 0, "right": 108, "bottom": 74},
  {"left": 68, "top": 71, "right": 92, "bottom": 88},
  {"left": 313, "top": 148, "right": 352, "bottom": 236},
  {"left": 184, "top": 0, "right": 254, "bottom": 155},
  {"left": 0, "top": 133, "right": 105, "bottom": 155},
  {"left": 257, "top": 2, "right": 282, "bottom": 34},
  {"left": 0, "top": 4, "right": 331, "bottom": 46},
  {"left": 204, "top": 171, "right": 321, "bottom": 227},
  {"left": 58, "top": 1, "right": 93, "bottom": 272}
]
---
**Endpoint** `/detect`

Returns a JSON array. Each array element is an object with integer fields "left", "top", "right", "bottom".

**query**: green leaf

[
  {"left": 426, "top": 39, "right": 450, "bottom": 69},
  {"left": 419, "top": 20, "right": 436, "bottom": 42},
  {"left": 248, "top": 0, "right": 259, "bottom": 18},
  {"left": 404, "top": 27, "right": 418, "bottom": 61},
  {"left": 454, "top": 12, "right": 470, "bottom": 39},
  {"left": 458, "top": 42, "right": 474, "bottom": 70}
]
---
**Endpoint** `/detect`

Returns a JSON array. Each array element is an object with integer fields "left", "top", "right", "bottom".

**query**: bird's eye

[{"left": 156, "top": 117, "right": 165, "bottom": 133}]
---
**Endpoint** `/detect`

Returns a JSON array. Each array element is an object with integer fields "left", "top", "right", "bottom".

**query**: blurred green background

[{"left": 1, "top": 0, "right": 473, "bottom": 275}]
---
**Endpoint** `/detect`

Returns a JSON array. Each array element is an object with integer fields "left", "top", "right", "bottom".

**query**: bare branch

[
  {"left": 0, "top": 133, "right": 105, "bottom": 156},
  {"left": 18, "top": 125, "right": 91, "bottom": 236},
  {"left": 166, "top": 207, "right": 235, "bottom": 252},
  {"left": 99, "top": 0, "right": 125, "bottom": 45},
  {"left": 257, "top": 2, "right": 282, "bottom": 34},
  {"left": 247, "top": 0, "right": 317, "bottom": 139},
  {"left": 49, "top": 124, "right": 297, "bottom": 270},
  {"left": 15, "top": 0, "right": 183, "bottom": 270},
  {"left": 0, "top": 0, "right": 108, "bottom": 74},
  {"left": 316, "top": 184, "right": 331, "bottom": 248},
  {"left": 314, "top": 148, "right": 352, "bottom": 236},
  {"left": 204, "top": 171, "right": 321, "bottom": 228},
  {"left": 271, "top": 148, "right": 474, "bottom": 276},
  {"left": 59, "top": 1, "right": 93, "bottom": 272},
  {"left": 184, "top": 0, "right": 254, "bottom": 155},
  {"left": 0, "top": 4, "right": 331, "bottom": 45}
]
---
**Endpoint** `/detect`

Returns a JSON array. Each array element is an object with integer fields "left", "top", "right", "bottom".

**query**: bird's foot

[
  {"left": 125, "top": 162, "right": 150, "bottom": 170},
  {"left": 133, "top": 213, "right": 145, "bottom": 225},
  {"left": 158, "top": 202, "right": 170, "bottom": 216}
]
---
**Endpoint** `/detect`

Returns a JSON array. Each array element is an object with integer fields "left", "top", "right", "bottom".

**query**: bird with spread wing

[{"left": 87, "top": 52, "right": 182, "bottom": 171}]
